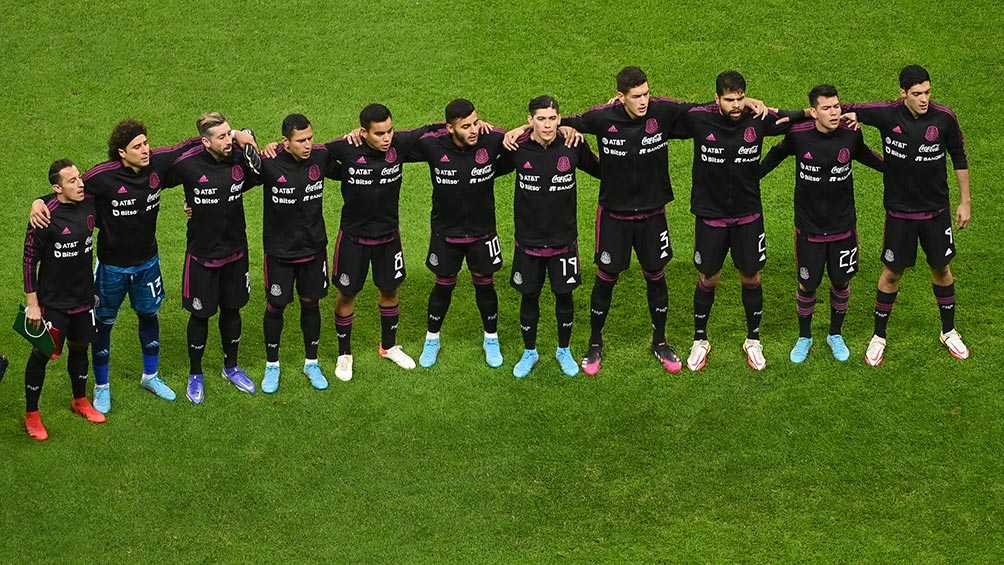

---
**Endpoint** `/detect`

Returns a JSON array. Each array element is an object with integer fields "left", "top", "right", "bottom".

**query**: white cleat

[
  {"left": 380, "top": 344, "right": 417, "bottom": 369},
  {"left": 335, "top": 354, "right": 354, "bottom": 381},
  {"left": 864, "top": 335, "right": 886, "bottom": 366},
  {"left": 687, "top": 340, "right": 711, "bottom": 371},
  {"left": 743, "top": 339, "right": 767, "bottom": 371},
  {"left": 939, "top": 329, "right": 970, "bottom": 360}
]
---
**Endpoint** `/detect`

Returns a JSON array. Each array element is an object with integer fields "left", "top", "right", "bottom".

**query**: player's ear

[
  {"left": 117, "top": 148, "right": 128, "bottom": 160},
  {"left": 899, "top": 88, "right": 907, "bottom": 99},
  {"left": 616, "top": 91, "right": 626, "bottom": 104},
  {"left": 201, "top": 136, "right": 211, "bottom": 149}
]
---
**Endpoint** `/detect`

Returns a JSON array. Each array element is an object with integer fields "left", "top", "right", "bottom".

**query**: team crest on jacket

[
  {"left": 556, "top": 156, "right": 571, "bottom": 173},
  {"left": 308, "top": 164, "right": 321, "bottom": 181},
  {"left": 837, "top": 148, "right": 851, "bottom": 164},
  {"left": 743, "top": 127, "right": 757, "bottom": 143},
  {"left": 270, "top": 284, "right": 282, "bottom": 297},
  {"left": 925, "top": 125, "right": 939, "bottom": 142},
  {"left": 386, "top": 148, "right": 398, "bottom": 163},
  {"left": 645, "top": 118, "right": 659, "bottom": 134},
  {"left": 150, "top": 172, "right": 161, "bottom": 189},
  {"left": 87, "top": 215, "right": 95, "bottom": 230},
  {"left": 475, "top": 148, "right": 489, "bottom": 165},
  {"left": 232, "top": 165, "right": 244, "bottom": 181}
]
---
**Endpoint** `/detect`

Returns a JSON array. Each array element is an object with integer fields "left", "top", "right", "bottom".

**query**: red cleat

[
  {"left": 72, "top": 397, "right": 106, "bottom": 423},
  {"left": 25, "top": 411, "right": 48, "bottom": 441}
]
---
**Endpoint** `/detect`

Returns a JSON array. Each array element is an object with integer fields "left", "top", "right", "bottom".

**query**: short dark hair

[
  {"left": 899, "top": 65, "right": 931, "bottom": 90},
  {"left": 359, "top": 104, "right": 392, "bottom": 129},
  {"left": 716, "top": 70, "right": 747, "bottom": 95},
  {"left": 445, "top": 99, "right": 476, "bottom": 124},
  {"left": 808, "top": 84, "right": 839, "bottom": 107},
  {"left": 529, "top": 95, "right": 559, "bottom": 115},
  {"left": 107, "top": 119, "right": 148, "bottom": 161},
  {"left": 48, "top": 158, "right": 75, "bottom": 185},
  {"left": 281, "top": 114, "right": 312, "bottom": 139},
  {"left": 616, "top": 66, "right": 647, "bottom": 94}
]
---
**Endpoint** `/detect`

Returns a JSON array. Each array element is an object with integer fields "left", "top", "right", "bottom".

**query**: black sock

[
  {"left": 335, "top": 313, "right": 353, "bottom": 355},
  {"left": 589, "top": 271, "right": 617, "bottom": 346},
  {"left": 933, "top": 283, "right": 956, "bottom": 334},
  {"left": 741, "top": 281, "right": 764, "bottom": 340},
  {"left": 25, "top": 350, "right": 48, "bottom": 412},
  {"left": 555, "top": 292, "right": 574, "bottom": 349},
  {"left": 427, "top": 276, "right": 456, "bottom": 333},
  {"left": 520, "top": 292, "right": 540, "bottom": 350},
  {"left": 379, "top": 303, "right": 400, "bottom": 349},
  {"left": 829, "top": 283, "right": 850, "bottom": 336},
  {"left": 68, "top": 344, "right": 88, "bottom": 399},
  {"left": 219, "top": 307, "right": 242, "bottom": 369},
  {"left": 796, "top": 287, "right": 816, "bottom": 339},
  {"left": 644, "top": 269, "right": 669, "bottom": 345},
  {"left": 472, "top": 275, "right": 499, "bottom": 334},
  {"left": 264, "top": 303, "right": 284, "bottom": 363},
  {"left": 694, "top": 278, "right": 717, "bottom": 341},
  {"left": 187, "top": 315, "right": 209, "bottom": 375},
  {"left": 874, "top": 290, "right": 897, "bottom": 338},
  {"left": 300, "top": 300, "right": 320, "bottom": 359}
]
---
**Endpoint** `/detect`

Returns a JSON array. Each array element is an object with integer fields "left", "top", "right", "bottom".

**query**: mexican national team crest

[
  {"left": 232, "top": 165, "right": 244, "bottom": 181},
  {"left": 600, "top": 251, "right": 611, "bottom": 265},
  {"left": 743, "top": 127, "right": 757, "bottom": 143},
  {"left": 512, "top": 271, "right": 523, "bottom": 286},
  {"left": 556, "top": 156, "right": 571, "bottom": 173},
  {"left": 475, "top": 148, "right": 489, "bottom": 165},
  {"left": 86, "top": 215, "right": 95, "bottom": 231},
  {"left": 150, "top": 172, "right": 161, "bottom": 189},
  {"left": 925, "top": 125, "right": 939, "bottom": 142},
  {"left": 884, "top": 249, "right": 895, "bottom": 262},
  {"left": 799, "top": 267, "right": 809, "bottom": 280},
  {"left": 837, "top": 148, "right": 851, "bottom": 164},
  {"left": 386, "top": 147, "right": 398, "bottom": 163},
  {"left": 308, "top": 164, "right": 321, "bottom": 181},
  {"left": 192, "top": 298, "right": 203, "bottom": 311},
  {"left": 645, "top": 118, "right": 659, "bottom": 134},
  {"left": 339, "top": 273, "right": 350, "bottom": 287},
  {"left": 694, "top": 251, "right": 702, "bottom": 265},
  {"left": 428, "top": 253, "right": 439, "bottom": 267},
  {"left": 270, "top": 284, "right": 282, "bottom": 297}
]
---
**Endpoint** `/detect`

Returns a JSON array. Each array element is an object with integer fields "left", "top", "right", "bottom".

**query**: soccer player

[
  {"left": 257, "top": 114, "right": 336, "bottom": 392},
  {"left": 841, "top": 65, "right": 972, "bottom": 365},
  {"left": 324, "top": 104, "right": 444, "bottom": 380},
  {"left": 760, "top": 84, "right": 884, "bottom": 363},
  {"left": 22, "top": 159, "right": 105, "bottom": 440},
  {"left": 675, "top": 70, "right": 806, "bottom": 371},
  {"left": 496, "top": 95, "right": 600, "bottom": 378},
  {"left": 408, "top": 99, "right": 508, "bottom": 369},
  {"left": 165, "top": 112, "right": 260, "bottom": 404},
  {"left": 27, "top": 120, "right": 231, "bottom": 412},
  {"left": 545, "top": 67, "right": 764, "bottom": 376}
]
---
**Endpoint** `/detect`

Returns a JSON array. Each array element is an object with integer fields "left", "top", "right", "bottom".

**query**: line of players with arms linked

[{"left": 22, "top": 64, "right": 971, "bottom": 441}]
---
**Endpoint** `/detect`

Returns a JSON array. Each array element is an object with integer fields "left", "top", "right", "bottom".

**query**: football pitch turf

[{"left": 2, "top": 1, "right": 1003, "bottom": 561}]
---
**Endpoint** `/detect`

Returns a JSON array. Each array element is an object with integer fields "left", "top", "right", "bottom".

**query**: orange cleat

[
  {"left": 71, "top": 397, "right": 106, "bottom": 423},
  {"left": 25, "top": 411, "right": 48, "bottom": 441}
]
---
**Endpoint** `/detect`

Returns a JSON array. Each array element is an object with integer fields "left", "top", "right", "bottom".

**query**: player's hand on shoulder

[
  {"left": 503, "top": 126, "right": 528, "bottom": 151},
  {"left": 840, "top": 112, "right": 859, "bottom": 130},
  {"left": 345, "top": 128, "right": 364, "bottom": 147},
  {"left": 559, "top": 126, "right": 583, "bottom": 147},
  {"left": 233, "top": 129, "right": 259, "bottom": 151},
  {"left": 262, "top": 142, "right": 281, "bottom": 159},
  {"left": 745, "top": 97, "right": 768, "bottom": 119},
  {"left": 477, "top": 121, "right": 494, "bottom": 134},
  {"left": 29, "top": 198, "right": 51, "bottom": 229}
]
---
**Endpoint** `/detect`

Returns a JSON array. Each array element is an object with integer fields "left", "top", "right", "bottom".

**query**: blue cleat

[
  {"left": 93, "top": 384, "right": 111, "bottom": 413},
  {"left": 222, "top": 366, "right": 256, "bottom": 394},
  {"left": 555, "top": 347, "right": 579, "bottom": 377},
  {"left": 827, "top": 334, "right": 850, "bottom": 362},
  {"left": 187, "top": 374, "right": 204, "bottom": 404},
  {"left": 789, "top": 337, "right": 813, "bottom": 364},
  {"left": 419, "top": 337, "right": 441, "bottom": 368},
  {"left": 262, "top": 365, "right": 280, "bottom": 394},
  {"left": 484, "top": 337, "right": 503, "bottom": 368},
  {"left": 513, "top": 349, "right": 539, "bottom": 378},
  {"left": 141, "top": 374, "right": 177, "bottom": 401},
  {"left": 303, "top": 362, "right": 328, "bottom": 390}
]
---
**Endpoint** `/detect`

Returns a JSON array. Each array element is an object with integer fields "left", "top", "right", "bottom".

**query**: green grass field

[{"left": 2, "top": 1, "right": 1003, "bottom": 561}]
